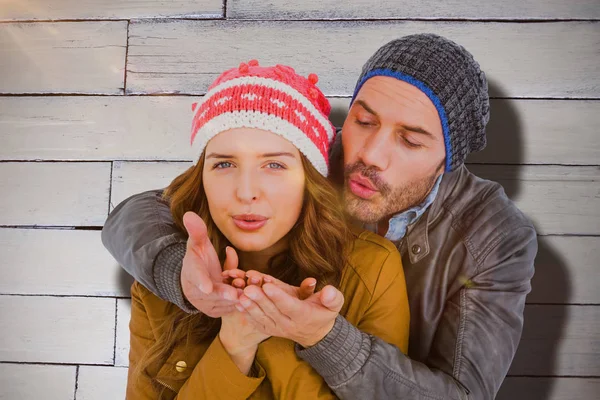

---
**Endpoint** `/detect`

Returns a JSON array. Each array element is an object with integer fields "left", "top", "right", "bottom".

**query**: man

[{"left": 102, "top": 34, "right": 537, "bottom": 399}]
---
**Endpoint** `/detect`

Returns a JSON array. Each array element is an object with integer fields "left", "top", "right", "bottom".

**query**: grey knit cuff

[
  {"left": 295, "top": 315, "right": 371, "bottom": 385},
  {"left": 153, "top": 242, "right": 199, "bottom": 314}
]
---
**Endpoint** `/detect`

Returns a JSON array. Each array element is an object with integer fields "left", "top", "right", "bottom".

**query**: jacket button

[
  {"left": 411, "top": 245, "right": 422, "bottom": 255},
  {"left": 175, "top": 360, "right": 187, "bottom": 372}
]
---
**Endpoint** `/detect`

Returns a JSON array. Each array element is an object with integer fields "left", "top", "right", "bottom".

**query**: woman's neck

[{"left": 237, "top": 238, "right": 289, "bottom": 273}]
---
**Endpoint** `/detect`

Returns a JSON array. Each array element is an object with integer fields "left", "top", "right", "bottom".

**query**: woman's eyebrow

[
  {"left": 205, "top": 153, "right": 234, "bottom": 159},
  {"left": 261, "top": 152, "right": 296, "bottom": 158}
]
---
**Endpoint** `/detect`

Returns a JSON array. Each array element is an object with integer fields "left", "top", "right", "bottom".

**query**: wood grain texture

[
  {"left": 510, "top": 305, "right": 600, "bottom": 376},
  {"left": 0, "top": 0, "right": 223, "bottom": 21},
  {"left": 0, "top": 22, "right": 127, "bottom": 94},
  {"left": 229, "top": 0, "right": 600, "bottom": 20},
  {"left": 469, "top": 165, "right": 600, "bottom": 235},
  {"left": 0, "top": 162, "right": 111, "bottom": 226},
  {"left": 329, "top": 98, "right": 600, "bottom": 165},
  {"left": 76, "top": 366, "right": 127, "bottom": 400},
  {"left": 530, "top": 236, "right": 600, "bottom": 304},
  {"left": 127, "top": 20, "right": 600, "bottom": 98},
  {"left": 0, "top": 296, "right": 115, "bottom": 364},
  {"left": 1, "top": 97, "right": 598, "bottom": 165},
  {"left": 499, "top": 377, "right": 600, "bottom": 400},
  {"left": 0, "top": 364, "right": 76, "bottom": 400},
  {"left": 115, "top": 299, "right": 131, "bottom": 367},
  {"left": 110, "top": 161, "right": 192, "bottom": 210},
  {"left": 0, "top": 229, "right": 128, "bottom": 297},
  {"left": 0, "top": 96, "right": 198, "bottom": 161}
]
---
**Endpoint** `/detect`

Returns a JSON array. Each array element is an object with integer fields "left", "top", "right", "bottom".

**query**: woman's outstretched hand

[
  {"left": 180, "top": 211, "right": 240, "bottom": 317},
  {"left": 237, "top": 275, "right": 344, "bottom": 348}
]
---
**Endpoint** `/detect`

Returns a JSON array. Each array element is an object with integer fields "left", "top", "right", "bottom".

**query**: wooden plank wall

[{"left": 0, "top": 1, "right": 598, "bottom": 398}]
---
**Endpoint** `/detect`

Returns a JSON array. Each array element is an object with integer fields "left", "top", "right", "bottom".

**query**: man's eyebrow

[
  {"left": 354, "top": 100, "right": 379, "bottom": 117},
  {"left": 400, "top": 124, "right": 436, "bottom": 139}
]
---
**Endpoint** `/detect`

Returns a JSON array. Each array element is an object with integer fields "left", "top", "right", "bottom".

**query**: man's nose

[{"left": 357, "top": 130, "right": 390, "bottom": 171}]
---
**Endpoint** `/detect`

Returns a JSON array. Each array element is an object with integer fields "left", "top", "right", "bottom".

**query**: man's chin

[{"left": 344, "top": 194, "right": 383, "bottom": 224}]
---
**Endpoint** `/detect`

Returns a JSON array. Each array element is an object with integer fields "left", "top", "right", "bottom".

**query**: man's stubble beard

[{"left": 343, "top": 161, "right": 442, "bottom": 224}]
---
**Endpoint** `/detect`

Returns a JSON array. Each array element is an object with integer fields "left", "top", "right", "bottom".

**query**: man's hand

[
  {"left": 236, "top": 275, "right": 345, "bottom": 348},
  {"left": 180, "top": 211, "right": 240, "bottom": 317}
]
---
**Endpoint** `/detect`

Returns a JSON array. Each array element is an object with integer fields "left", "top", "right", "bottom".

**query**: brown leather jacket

[{"left": 102, "top": 165, "right": 537, "bottom": 400}]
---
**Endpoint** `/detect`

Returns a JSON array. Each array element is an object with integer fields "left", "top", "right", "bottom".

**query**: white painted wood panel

[
  {"left": 0, "top": 96, "right": 198, "bottom": 161},
  {"left": 115, "top": 298, "right": 132, "bottom": 367},
  {"left": 0, "top": 229, "right": 129, "bottom": 297},
  {"left": 0, "top": 296, "right": 115, "bottom": 364},
  {"left": 0, "top": 22, "right": 127, "bottom": 94},
  {"left": 110, "top": 161, "right": 192, "bottom": 210},
  {"left": 510, "top": 305, "right": 600, "bottom": 376},
  {"left": 230, "top": 0, "right": 600, "bottom": 20},
  {"left": 469, "top": 166, "right": 600, "bottom": 235},
  {"left": 127, "top": 20, "right": 600, "bottom": 98},
  {"left": 330, "top": 98, "right": 600, "bottom": 165},
  {"left": 76, "top": 366, "right": 128, "bottom": 400},
  {"left": 530, "top": 236, "right": 600, "bottom": 305},
  {"left": 1, "top": 0, "right": 223, "bottom": 21},
  {"left": 0, "top": 363, "right": 76, "bottom": 400},
  {"left": 469, "top": 99, "right": 600, "bottom": 165},
  {"left": 3, "top": 97, "right": 597, "bottom": 165},
  {"left": 499, "top": 377, "right": 600, "bottom": 400},
  {"left": 0, "top": 162, "right": 111, "bottom": 226}
]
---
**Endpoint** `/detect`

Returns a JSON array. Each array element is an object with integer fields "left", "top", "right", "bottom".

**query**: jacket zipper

[{"left": 156, "top": 378, "right": 177, "bottom": 393}]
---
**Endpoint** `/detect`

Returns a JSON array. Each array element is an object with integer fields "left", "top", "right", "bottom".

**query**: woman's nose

[{"left": 235, "top": 171, "right": 260, "bottom": 203}]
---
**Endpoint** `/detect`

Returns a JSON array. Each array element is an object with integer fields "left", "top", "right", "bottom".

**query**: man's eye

[
  {"left": 403, "top": 138, "right": 422, "bottom": 148},
  {"left": 214, "top": 161, "right": 233, "bottom": 169},
  {"left": 355, "top": 119, "right": 373, "bottom": 127}
]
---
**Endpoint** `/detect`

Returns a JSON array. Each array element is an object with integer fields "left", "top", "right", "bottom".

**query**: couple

[{"left": 103, "top": 34, "right": 537, "bottom": 399}]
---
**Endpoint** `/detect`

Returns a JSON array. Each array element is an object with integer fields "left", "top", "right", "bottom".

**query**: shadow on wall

[
  {"left": 119, "top": 265, "right": 135, "bottom": 297},
  {"left": 470, "top": 81, "right": 572, "bottom": 400}
]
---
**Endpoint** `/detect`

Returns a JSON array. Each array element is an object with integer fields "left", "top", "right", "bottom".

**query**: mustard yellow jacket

[{"left": 127, "top": 228, "right": 410, "bottom": 399}]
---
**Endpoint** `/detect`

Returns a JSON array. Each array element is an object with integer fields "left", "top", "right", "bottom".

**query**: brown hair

[{"left": 132, "top": 151, "right": 351, "bottom": 391}]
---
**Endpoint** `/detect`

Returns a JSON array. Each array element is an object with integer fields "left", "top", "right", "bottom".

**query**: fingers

[
  {"left": 261, "top": 283, "right": 304, "bottom": 317},
  {"left": 183, "top": 211, "right": 210, "bottom": 250},
  {"left": 238, "top": 288, "right": 279, "bottom": 331},
  {"left": 223, "top": 246, "right": 239, "bottom": 271},
  {"left": 222, "top": 269, "right": 245, "bottom": 279},
  {"left": 246, "top": 270, "right": 266, "bottom": 287},
  {"left": 319, "top": 285, "right": 344, "bottom": 313},
  {"left": 298, "top": 278, "right": 317, "bottom": 300},
  {"left": 243, "top": 286, "right": 287, "bottom": 321}
]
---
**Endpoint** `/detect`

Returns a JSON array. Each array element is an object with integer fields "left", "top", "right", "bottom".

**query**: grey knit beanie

[{"left": 351, "top": 34, "right": 490, "bottom": 172}]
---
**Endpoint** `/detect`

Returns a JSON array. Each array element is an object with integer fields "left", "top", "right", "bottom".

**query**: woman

[{"left": 127, "top": 60, "right": 410, "bottom": 399}]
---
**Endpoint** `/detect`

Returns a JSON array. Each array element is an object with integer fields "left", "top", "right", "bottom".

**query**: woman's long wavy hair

[{"left": 133, "top": 151, "right": 351, "bottom": 393}]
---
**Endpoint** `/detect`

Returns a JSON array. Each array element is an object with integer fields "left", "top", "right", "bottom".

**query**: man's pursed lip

[{"left": 348, "top": 177, "right": 378, "bottom": 199}]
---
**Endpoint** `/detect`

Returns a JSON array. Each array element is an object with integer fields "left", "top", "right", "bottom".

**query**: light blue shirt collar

[{"left": 365, "top": 174, "right": 443, "bottom": 242}]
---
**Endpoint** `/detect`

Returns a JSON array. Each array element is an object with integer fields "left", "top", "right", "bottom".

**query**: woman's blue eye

[
  {"left": 267, "top": 162, "right": 285, "bottom": 169},
  {"left": 214, "top": 161, "right": 233, "bottom": 169}
]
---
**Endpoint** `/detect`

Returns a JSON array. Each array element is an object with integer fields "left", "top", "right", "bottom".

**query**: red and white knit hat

[{"left": 190, "top": 60, "right": 336, "bottom": 176}]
